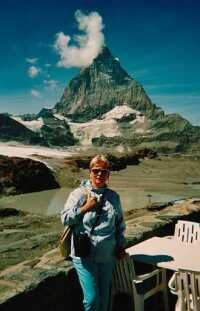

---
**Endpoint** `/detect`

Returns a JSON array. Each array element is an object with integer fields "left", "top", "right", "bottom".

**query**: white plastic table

[{"left": 126, "top": 236, "right": 200, "bottom": 272}]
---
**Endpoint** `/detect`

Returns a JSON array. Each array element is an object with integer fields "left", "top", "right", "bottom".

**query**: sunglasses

[{"left": 91, "top": 168, "right": 109, "bottom": 176}]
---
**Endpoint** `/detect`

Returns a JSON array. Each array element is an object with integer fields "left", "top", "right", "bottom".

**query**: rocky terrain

[
  {"left": 1, "top": 199, "right": 200, "bottom": 310},
  {"left": 61, "top": 147, "right": 157, "bottom": 171},
  {"left": 0, "top": 112, "right": 78, "bottom": 147},
  {"left": 0, "top": 114, "right": 42, "bottom": 145},
  {"left": 0, "top": 148, "right": 200, "bottom": 310}
]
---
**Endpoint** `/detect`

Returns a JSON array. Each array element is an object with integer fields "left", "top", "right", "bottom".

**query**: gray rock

[{"left": 0, "top": 155, "right": 59, "bottom": 196}]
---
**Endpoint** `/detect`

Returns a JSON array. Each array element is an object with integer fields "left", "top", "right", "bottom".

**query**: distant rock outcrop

[
  {"left": 0, "top": 114, "right": 42, "bottom": 144},
  {"left": 37, "top": 109, "right": 78, "bottom": 147},
  {"left": 64, "top": 148, "right": 157, "bottom": 171},
  {"left": 1, "top": 111, "right": 77, "bottom": 147},
  {"left": 0, "top": 155, "right": 59, "bottom": 196}
]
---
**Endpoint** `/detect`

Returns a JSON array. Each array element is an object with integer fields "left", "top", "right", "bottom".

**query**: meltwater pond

[
  {"left": 1, "top": 154, "right": 200, "bottom": 216},
  {"left": 1, "top": 156, "right": 200, "bottom": 216},
  {"left": 0, "top": 186, "right": 185, "bottom": 216}
]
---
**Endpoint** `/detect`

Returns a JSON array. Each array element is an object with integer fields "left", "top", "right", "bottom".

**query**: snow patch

[
  {"left": 0, "top": 142, "right": 76, "bottom": 159},
  {"left": 69, "top": 118, "right": 120, "bottom": 145},
  {"left": 52, "top": 104, "right": 148, "bottom": 145},
  {"left": 102, "top": 104, "right": 140, "bottom": 120},
  {"left": 131, "top": 115, "right": 151, "bottom": 134},
  {"left": 53, "top": 114, "right": 70, "bottom": 122},
  {"left": 12, "top": 116, "right": 43, "bottom": 132}
]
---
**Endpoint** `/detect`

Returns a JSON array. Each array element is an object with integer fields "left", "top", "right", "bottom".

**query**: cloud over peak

[{"left": 54, "top": 10, "right": 105, "bottom": 69}]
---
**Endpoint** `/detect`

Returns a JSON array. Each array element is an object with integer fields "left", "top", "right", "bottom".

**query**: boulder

[{"left": 0, "top": 155, "right": 59, "bottom": 196}]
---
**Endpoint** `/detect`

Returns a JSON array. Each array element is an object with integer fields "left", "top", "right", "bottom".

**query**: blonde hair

[{"left": 89, "top": 154, "right": 110, "bottom": 169}]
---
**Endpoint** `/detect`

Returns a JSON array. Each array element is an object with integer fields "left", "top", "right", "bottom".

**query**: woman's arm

[
  {"left": 60, "top": 188, "right": 98, "bottom": 226},
  {"left": 115, "top": 194, "right": 127, "bottom": 259},
  {"left": 60, "top": 188, "right": 85, "bottom": 226}
]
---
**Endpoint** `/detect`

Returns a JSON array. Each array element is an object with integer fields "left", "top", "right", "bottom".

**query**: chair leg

[
  {"left": 175, "top": 297, "right": 182, "bottom": 311},
  {"left": 162, "top": 287, "right": 169, "bottom": 311},
  {"left": 161, "top": 269, "right": 169, "bottom": 311},
  {"left": 134, "top": 296, "right": 144, "bottom": 311}
]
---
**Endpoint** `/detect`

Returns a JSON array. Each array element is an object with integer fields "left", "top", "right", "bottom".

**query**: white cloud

[
  {"left": 30, "top": 89, "right": 41, "bottom": 97},
  {"left": 43, "top": 79, "right": 58, "bottom": 91},
  {"left": 28, "top": 66, "right": 41, "bottom": 78},
  {"left": 54, "top": 10, "right": 105, "bottom": 68},
  {"left": 26, "top": 57, "right": 38, "bottom": 64}
]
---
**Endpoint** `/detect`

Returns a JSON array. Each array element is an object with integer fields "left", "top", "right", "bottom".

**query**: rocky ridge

[{"left": 0, "top": 114, "right": 42, "bottom": 145}]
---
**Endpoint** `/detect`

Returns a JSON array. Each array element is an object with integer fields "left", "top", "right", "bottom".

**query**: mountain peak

[
  {"left": 94, "top": 46, "right": 115, "bottom": 62},
  {"left": 86, "top": 46, "right": 131, "bottom": 83},
  {"left": 54, "top": 46, "right": 163, "bottom": 122}
]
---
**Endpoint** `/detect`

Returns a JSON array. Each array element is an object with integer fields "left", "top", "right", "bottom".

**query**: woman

[{"left": 60, "top": 154, "right": 126, "bottom": 311}]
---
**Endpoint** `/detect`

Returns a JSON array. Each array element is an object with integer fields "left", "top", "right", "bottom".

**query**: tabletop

[{"left": 126, "top": 236, "right": 200, "bottom": 272}]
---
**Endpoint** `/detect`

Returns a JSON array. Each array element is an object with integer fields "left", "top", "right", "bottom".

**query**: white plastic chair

[
  {"left": 111, "top": 255, "right": 169, "bottom": 311},
  {"left": 174, "top": 220, "right": 200, "bottom": 244},
  {"left": 169, "top": 221, "right": 200, "bottom": 297},
  {"left": 169, "top": 269, "right": 200, "bottom": 311}
]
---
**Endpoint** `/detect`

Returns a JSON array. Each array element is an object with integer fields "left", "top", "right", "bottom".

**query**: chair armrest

[
  {"left": 165, "top": 235, "right": 174, "bottom": 240},
  {"left": 168, "top": 272, "right": 178, "bottom": 295},
  {"left": 133, "top": 268, "right": 161, "bottom": 284}
]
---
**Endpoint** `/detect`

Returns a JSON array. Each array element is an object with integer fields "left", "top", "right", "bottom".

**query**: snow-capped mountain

[{"left": 1, "top": 47, "right": 200, "bottom": 153}]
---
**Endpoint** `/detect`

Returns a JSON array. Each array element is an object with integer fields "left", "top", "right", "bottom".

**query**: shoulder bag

[
  {"left": 59, "top": 225, "right": 72, "bottom": 259},
  {"left": 59, "top": 187, "right": 89, "bottom": 259}
]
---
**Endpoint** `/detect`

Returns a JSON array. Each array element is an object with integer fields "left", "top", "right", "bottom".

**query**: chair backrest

[
  {"left": 174, "top": 220, "right": 200, "bottom": 244},
  {"left": 112, "top": 255, "right": 136, "bottom": 296},
  {"left": 176, "top": 270, "right": 200, "bottom": 311}
]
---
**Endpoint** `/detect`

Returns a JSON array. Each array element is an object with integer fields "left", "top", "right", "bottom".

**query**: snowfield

[
  {"left": 0, "top": 142, "right": 76, "bottom": 159},
  {"left": 11, "top": 116, "right": 44, "bottom": 132},
  {"left": 68, "top": 104, "right": 148, "bottom": 144},
  {"left": 5, "top": 104, "right": 149, "bottom": 148}
]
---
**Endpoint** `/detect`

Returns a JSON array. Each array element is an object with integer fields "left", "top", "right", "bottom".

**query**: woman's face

[{"left": 90, "top": 160, "right": 110, "bottom": 188}]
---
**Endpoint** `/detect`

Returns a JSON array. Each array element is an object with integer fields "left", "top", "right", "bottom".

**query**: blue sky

[{"left": 0, "top": 0, "right": 200, "bottom": 125}]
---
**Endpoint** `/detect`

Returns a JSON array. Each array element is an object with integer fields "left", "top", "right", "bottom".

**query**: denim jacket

[{"left": 60, "top": 180, "right": 126, "bottom": 262}]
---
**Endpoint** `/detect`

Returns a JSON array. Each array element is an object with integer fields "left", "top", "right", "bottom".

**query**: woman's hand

[
  {"left": 80, "top": 193, "right": 98, "bottom": 213},
  {"left": 115, "top": 246, "right": 127, "bottom": 260}
]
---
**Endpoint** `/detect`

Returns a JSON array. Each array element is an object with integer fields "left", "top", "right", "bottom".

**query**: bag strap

[{"left": 90, "top": 190, "right": 107, "bottom": 235}]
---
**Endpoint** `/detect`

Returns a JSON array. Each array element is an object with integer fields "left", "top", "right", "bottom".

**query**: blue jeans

[{"left": 72, "top": 257, "right": 114, "bottom": 311}]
